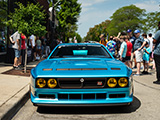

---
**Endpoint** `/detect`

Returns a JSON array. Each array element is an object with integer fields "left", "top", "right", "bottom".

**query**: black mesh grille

[
  {"left": 58, "top": 78, "right": 106, "bottom": 89},
  {"left": 58, "top": 93, "right": 106, "bottom": 100}
]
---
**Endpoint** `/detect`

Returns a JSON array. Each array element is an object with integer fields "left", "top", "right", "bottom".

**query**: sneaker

[
  {"left": 133, "top": 74, "right": 140, "bottom": 76},
  {"left": 14, "top": 67, "right": 20, "bottom": 70},
  {"left": 144, "top": 71, "right": 151, "bottom": 74},
  {"left": 142, "top": 71, "right": 146, "bottom": 74},
  {"left": 13, "top": 66, "right": 18, "bottom": 69},
  {"left": 153, "top": 80, "right": 160, "bottom": 84}
]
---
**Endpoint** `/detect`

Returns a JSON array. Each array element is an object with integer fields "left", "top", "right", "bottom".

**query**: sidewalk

[{"left": 0, "top": 60, "right": 41, "bottom": 120}]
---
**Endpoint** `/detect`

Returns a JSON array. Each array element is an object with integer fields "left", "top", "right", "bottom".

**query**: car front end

[{"left": 30, "top": 43, "right": 133, "bottom": 106}]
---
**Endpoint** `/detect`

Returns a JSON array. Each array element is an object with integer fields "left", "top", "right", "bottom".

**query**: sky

[{"left": 77, "top": 0, "right": 160, "bottom": 38}]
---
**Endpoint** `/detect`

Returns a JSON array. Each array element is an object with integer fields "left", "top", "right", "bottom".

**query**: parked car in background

[
  {"left": 30, "top": 43, "right": 133, "bottom": 106},
  {"left": 0, "top": 39, "right": 6, "bottom": 52}
]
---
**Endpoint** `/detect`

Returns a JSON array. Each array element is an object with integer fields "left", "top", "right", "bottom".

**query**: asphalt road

[{"left": 12, "top": 72, "right": 160, "bottom": 120}]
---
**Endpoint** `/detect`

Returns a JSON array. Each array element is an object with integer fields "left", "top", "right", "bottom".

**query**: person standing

[
  {"left": 45, "top": 38, "right": 51, "bottom": 57},
  {"left": 153, "top": 22, "right": 160, "bottom": 84},
  {"left": 124, "top": 35, "right": 133, "bottom": 68},
  {"left": 29, "top": 34, "right": 36, "bottom": 61},
  {"left": 148, "top": 33, "right": 155, "bottom": 69},
  {"left": 127, "top": 29, "right": 136, "bottom": 68},
  {"left": 106, "top": 36, "right": 116, "bottom": 57},
  {"left": 36, "top": 36, "right": 42, "bottom": 60},
  {"left": 99, "top": 34, "right": 108, "bottom": 47},
  {"left": 142, "top": 42, "right": 151, "bottom": 74},
  {"left": 9, "top": 31, "right": 21, "bottom": 69},
  {"left": 20, "top": 33, "right": 26, "bottom": 67},
  {"left": 142, "top": 33, "right": 150, "bottom": 45},
  {"left": 133, "top": 30, "right": 147, "bottom": 76},
  {"left": 148, "top": 33, "right": 153, "bottom": 52},
  {"left": 40, "top": 36, "right": 47, "bottom": 58},
  {"left": 119, "top": 36, "right": 127, "bottom": 63}
]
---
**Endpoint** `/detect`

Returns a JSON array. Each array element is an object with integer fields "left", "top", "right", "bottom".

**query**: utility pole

[
  {"left": 50, "top": 0, "right": 60, "bottom": 49},
  {"left": 50, "top": 0, "right": 57, "bottom": 49}
]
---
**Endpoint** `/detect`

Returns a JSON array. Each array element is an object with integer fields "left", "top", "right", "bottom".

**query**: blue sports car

[{"left": 30, "top": 43, "right": 133, "bottom": 106}]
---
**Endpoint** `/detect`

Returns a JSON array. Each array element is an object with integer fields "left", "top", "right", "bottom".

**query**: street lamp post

[{"left": 50, "top": 0, "right": 60, "bottom": 49}]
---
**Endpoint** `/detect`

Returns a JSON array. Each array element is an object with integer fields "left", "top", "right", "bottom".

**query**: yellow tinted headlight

[
  {"left": 107, "top": 78, "right": 117, "bottom": 88},
  {"left": 47, "top": 79, "right": 57, "bottom": 88},
  {"left": 36, "top": 78, "right": 46, "bottom": 88},
  {"left": 118, "top": 78, "right": 128, "bottom": 87}
]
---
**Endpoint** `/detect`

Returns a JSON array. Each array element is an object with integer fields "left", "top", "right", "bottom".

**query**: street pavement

[{"left": 0, "top": 61, "right": 40, "bottom": 120}]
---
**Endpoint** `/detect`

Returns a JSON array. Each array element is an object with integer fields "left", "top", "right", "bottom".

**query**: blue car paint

[{"left": 30, "top": 43, "right": 133, "bottom": 106}]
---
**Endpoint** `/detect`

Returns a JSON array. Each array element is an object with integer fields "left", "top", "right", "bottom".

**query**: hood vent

[
  {"left": 56, "top": 68, "right": 107, "bottom": 71},
  {"left": 111, "top": 68, "right": 121, "bottom": 70},
  {"left": 61, "top": 59, "right": 100, "bottom": 61}
]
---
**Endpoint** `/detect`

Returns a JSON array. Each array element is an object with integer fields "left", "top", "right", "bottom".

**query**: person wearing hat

[
  {"left": 127, "top": 29, "right": 136, "bottom": 68},
  {"left": 153, "top": 21, "right": 160, "bottom": 84},
  {"left": 99, "top": 34, "right": 108, "bottom": 46},
  {"left": 133, "top": 29, "right": 147, "bottom": 76}
]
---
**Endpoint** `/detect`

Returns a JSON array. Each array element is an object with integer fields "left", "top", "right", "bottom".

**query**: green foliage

[
  {"left": 85, "top": 5, "right": 150, "bottom": 40},
  {"left": 107, "top": 5, "right": 146, "bottom": 36},
  {"left": 55, "top": 0, "right": 81, "bottom": 42},
  {"left": 84, "top": 20, "right": 111, "bottom": 42},
  {"left": 0, "top": 0, "right": 7, "bottom": 30},
  {"left": 144, "top": 11, "right": 160, "bottom": 33},
  {"left": 6, "top": 2, "right": 47, "bottom": 37}
]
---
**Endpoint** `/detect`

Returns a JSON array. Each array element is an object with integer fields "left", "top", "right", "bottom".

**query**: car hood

[{"left": 31, "top": 58, "right": 132, "bottom": 78}]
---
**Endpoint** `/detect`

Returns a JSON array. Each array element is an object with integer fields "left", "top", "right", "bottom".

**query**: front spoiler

[{"left": 33, "top": 103, "right": 131, "bottom": 107}]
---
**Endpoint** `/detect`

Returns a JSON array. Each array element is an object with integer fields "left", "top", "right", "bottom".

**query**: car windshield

[{"left": 49, "top": 45, "right": 112, "bottom": 58}]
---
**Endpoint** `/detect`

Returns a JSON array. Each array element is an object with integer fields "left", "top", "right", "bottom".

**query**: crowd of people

[
  {"left": 9, "top": 31, "right": 51, "bottom": 70},
  {"left": 99, "top": 25, "right": 160, "bottom": 84},
  {"left": 9, "top": 22, "right": 160, "bottom": 84}
]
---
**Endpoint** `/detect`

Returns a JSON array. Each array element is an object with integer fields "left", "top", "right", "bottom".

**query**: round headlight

[
  {"left": 36, "top": 78, "right": 46, "bottom": 88},
  {"left": 47, "top": 79, "right": 57, "bottom": 88},
  {"left": 107, "top": 78, "right": 117, "bottom": 88},
  {"left": 118, "top": 78, "right": 128, "bottom": 87}
]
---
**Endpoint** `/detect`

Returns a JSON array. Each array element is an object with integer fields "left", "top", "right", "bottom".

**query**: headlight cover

[
  {"left": 47, "top": 79, "right": 57, "bottom": 88},
  {"left": 118, "top": 78, "right": 128, "bottom": 87},
  {"left": 107, "top": 78, "right": 117, "bottom": 88},
  {"left": 36, "top": 78, "right": 46, "bottom": 88}
]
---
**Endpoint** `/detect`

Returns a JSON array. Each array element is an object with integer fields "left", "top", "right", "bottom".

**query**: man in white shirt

[
  {"left": 9, "top": 31, "right": 21, "bottom": 69},
  {"left": 148, "top": 33, "right": 155, "bottom": 69},
  {"left": 148, "top": 33, "right": 153, "bottom": 52},
  {"left": 29, "top": 34, "right": 36, "bottom": 61}
]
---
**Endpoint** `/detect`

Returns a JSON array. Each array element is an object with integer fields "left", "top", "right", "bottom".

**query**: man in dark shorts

[{"left": 153, "top": 22, "right": 160, "bottom": 84}]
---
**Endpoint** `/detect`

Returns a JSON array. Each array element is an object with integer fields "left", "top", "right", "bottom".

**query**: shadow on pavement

[
  {"left": 37, "top": 96, "right": 141, "bottom": 114},
  {"left": 1, "top": 67, "right": 33, "bottom": 77}
]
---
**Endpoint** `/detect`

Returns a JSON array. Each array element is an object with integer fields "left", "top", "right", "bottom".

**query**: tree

[
  {"left": 107, "top": 5, "right": 146, "bottom": 36},
  {"left": 6, "top": 2, "right": 47, "bottom": 37},
  {"left": 55, "top": 0, "right": 81, "bottom": 42},
  {"left": 144, "top": 11, "right": 160, "bottom": 33},
  {"left": 0, "top": 0, "right": 7, "bottom": 31},
  {"left": 6, "top": 2, "right": 47, "bottom": 72},
  {"left": 85, "top": 20, "right": 111, "bottom": 42}
]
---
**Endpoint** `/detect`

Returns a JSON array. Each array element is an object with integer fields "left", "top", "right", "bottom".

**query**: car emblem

[
  {"left": 97, "top": 81, "right": 103, "bottom": 86},
  {"left": 80, "top": 78, "right": 84, "bottom": 83}
]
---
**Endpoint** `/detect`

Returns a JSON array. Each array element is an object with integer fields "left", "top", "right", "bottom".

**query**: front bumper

[{"left": 30, "top": 87, "right": 133, "bottom": 106}]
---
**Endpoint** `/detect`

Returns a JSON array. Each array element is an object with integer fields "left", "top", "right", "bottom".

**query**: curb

[{"left": 0, "top": 86, "right": 30, "bottom": 120}]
